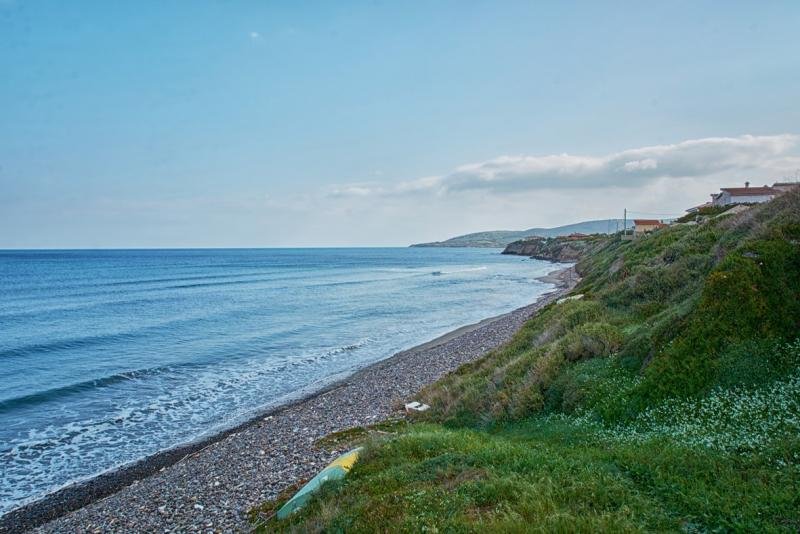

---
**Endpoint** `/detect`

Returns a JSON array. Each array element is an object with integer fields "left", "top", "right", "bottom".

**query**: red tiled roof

[
  {"left": 720, "top": 186, "right": 775, "bottom": 196},
  {"left": 634, "top": 219, "right": 661, "bottom": 225}
]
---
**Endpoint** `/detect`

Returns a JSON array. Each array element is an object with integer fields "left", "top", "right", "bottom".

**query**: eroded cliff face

[{"left": 502, "top": 237, "right": 593, "bottom": 262}]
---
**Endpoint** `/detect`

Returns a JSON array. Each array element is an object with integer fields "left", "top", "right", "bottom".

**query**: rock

[{"left": 502, "top": 236, "right": 597, "bottom": 262}]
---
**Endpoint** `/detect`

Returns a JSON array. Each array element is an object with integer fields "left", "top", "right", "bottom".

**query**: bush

[
  {"left": 544, "top": 357, "right": 642, "bottom": 420},
  {"left": 557, "top": 322, "right": 622, "bottom": 362},
  {"left": 638, "top": 235, "right": 800, "bottom": 401}
]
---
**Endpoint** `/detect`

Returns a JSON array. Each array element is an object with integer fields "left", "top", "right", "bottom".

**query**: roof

[
  {"left": 633, "top": 219, "right": 662, "bottom": 225},
  {"left": 720, "top": 186, "right": 775, "bottom": 196},
  {"left": 773, "top": 182, "right": 799, "bottom": 187}
]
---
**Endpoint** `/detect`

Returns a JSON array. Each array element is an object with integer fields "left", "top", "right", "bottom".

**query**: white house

[{"left": 711, "top": 182, "right": 777, "bottom": 207}]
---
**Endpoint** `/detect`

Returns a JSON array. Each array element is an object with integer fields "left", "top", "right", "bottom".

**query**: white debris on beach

[{"left": 404, "top": 401, "right": 430, "bottom": 413}]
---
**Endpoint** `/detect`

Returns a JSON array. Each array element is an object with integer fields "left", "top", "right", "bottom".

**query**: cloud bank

[{"left": 330, "top": 134, "right": 799, "bottom": 197}]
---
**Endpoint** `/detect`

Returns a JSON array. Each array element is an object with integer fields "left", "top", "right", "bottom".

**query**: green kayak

[{"left": 276, "top": 447, "right": 363, "bottom": 520}]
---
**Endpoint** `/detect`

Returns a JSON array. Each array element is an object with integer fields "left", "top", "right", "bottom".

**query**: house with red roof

[
  {"left": 633, "top": 219, "right": 667, "bottom": 237},
  {"left": 711, "top": 182, "right": 777, "bottom": 207}
]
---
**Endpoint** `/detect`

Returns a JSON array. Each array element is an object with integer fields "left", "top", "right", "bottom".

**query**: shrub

[{"left": 557, "top": 322, "right": 622, "bottom": 362}]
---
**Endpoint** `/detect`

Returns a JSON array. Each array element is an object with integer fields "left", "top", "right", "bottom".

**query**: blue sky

[{"left": 1, "top": 1, "right": 799, "bottom": 247}]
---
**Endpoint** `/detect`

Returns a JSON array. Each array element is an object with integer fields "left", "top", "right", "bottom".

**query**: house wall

[
  {"left": 634, "top": 224, "right": 659, "bottom": 235},
  {"left": 712, "top": 192, "right": 730, "bottom": 206},
  {"left": 712, "top": 192, "right": 774, "bottom": 207}
]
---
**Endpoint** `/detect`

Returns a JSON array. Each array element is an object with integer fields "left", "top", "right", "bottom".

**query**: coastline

[{"left": 1, "top": 265, "right": 577, "bottom": 534}]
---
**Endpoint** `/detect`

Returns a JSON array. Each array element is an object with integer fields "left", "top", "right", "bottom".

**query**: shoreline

[{"left": 1, "top": 265, "right": 577, "bottom": 533}]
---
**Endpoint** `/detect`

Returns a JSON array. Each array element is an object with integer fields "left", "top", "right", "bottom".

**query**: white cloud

[
  {"left": 623, "top": 158, "right": 658, "bottom": 172},
  {"left": 249, "top": 31, "right": 261, "bottom": 41},
  {"left": 330, "top": 134, "right": 799, "bottom": 197}
]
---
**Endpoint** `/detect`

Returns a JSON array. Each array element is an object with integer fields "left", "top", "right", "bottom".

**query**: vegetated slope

[
  {"left": 410, "top": 219, "right": 630, "bottom": 248},
  {"left": 257, "top": 190, "right": 800, "bottom": 532}
]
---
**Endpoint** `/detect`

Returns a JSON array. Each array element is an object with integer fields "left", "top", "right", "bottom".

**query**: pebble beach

[{"left": 1, "top": 266, "right": 577, "bottom": 534}]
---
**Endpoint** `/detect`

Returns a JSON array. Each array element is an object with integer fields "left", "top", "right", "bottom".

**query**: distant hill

[{"left": 410, "top": 219, "right": 633, "bottom": 248}]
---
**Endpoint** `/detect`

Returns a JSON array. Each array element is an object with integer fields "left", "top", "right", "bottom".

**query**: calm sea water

[{"left": 0, "top": 248, "right": 558, "bottom": 514}]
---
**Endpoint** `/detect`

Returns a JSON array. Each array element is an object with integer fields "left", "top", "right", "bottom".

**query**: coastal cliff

[{"left": 501, "top": 235, "right": 600, "bottom": 262}]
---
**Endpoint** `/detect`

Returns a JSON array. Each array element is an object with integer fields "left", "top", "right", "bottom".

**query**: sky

[{"left": 1, "top": 1, "right": 799, "bottom": 248}]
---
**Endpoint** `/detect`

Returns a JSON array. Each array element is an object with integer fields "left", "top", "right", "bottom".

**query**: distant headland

[{"left": 409, "top": 219, "right": 633, "bottom": 248}]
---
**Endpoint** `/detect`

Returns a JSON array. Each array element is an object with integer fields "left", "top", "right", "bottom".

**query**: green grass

[
  {"left": 253, "top": 191, "right": 800, "bottom": 532},
  {"left": 313, "top": 418, "right": 410, "bottom": 452},
  {"left": 262, "top": 420, "right": 799, "bottom": 533}
]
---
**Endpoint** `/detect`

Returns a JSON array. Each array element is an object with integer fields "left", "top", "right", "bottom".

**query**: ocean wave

[
  {"left": 0, "top": 331, "right": 144, "bottom": 361},
  {"left": 0, "top": 270, "right": 318, "bottom": 305},
  {"left": 0, "top": 310, "right": 285, "bottom": 361},
  {"left": 0, "top": 334, "right": 376, "bottom": 414},
  {"left": 324, "top": 338, "right": 372, "bottom": 356},
  {"left": 431, "top": 266, "right": 487, "bottom": 275},
  {"left": 0, "top": 367, "right": 173, "bottom": 414}
]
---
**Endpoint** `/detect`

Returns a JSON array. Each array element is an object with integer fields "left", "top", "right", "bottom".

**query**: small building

[
  {"left": 711, "top": 182, "right": 777, "bottom": 207},
  {"left": 633, "top": 219, "right": 667, "bottom": 236}
]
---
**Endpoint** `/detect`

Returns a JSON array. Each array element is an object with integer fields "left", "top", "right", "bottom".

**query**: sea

[{"left": 0, "top": 248, "right": 558, "bottom": 514}]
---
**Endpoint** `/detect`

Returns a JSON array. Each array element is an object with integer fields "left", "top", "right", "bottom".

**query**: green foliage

[
  {"left": 715, "top": 338, "right": 800, "bottom": 389},
  {"left": 545, "top": 357, "right": 642, "bottom": 422},
  {"left": 556, "top": 322, "right": 622, "bottom": 362},
  {"left": 260, "top": 421, "right": 800, "bottom": 533},
  {"left": 313, "top": 418, "right": 410, "bottom": 451},
  {"left": 674, "top": 205, "right": 732, "bottom": 223},
  {"left": 426, "top": 192, "right": 800, "bottom": 420},
  {"left": 640, "top": 231, "right": 800, "bottom": 401},
  {"left": 570, "top": 341, "right": 800, "bottom": 458},
  {"left": 253, "top": 191, "right": 800, "bottom": 532},
  {"left": 420, "top": 299, "right": 622, "bottom": 425}
]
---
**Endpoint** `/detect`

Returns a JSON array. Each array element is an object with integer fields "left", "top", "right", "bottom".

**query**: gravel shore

[{"left": 2, "top": 266, "right": 577, "bottom": 534}]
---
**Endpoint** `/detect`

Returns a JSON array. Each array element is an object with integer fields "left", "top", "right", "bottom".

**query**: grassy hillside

[
  {"left": 410, "top": 219, "right": 631, "bottom": 248},
  {"left": 255, "top": 190, "right": 800, "bottom": 532}
]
